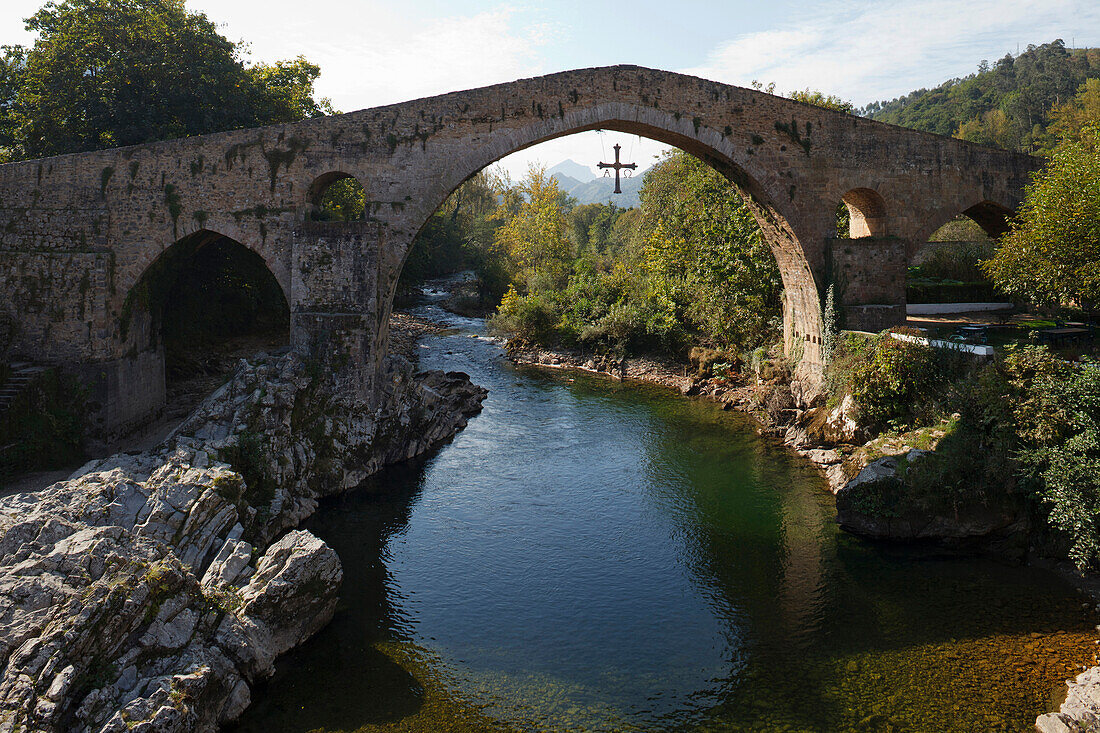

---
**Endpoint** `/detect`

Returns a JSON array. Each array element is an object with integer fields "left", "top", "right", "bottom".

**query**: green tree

[
  {"left": 400, "top": 170, "right": 508, "bottom": 304},
  {"left": 316, "top": 177, "right": 365, "bottom": 221},
  {"left": 0, "top": 0, "right": 330, "bottom": 159},
  {"left": 493, "top": 166, "right": 574, "bottom": 292},
  {"left": 246, "top": 56, "right": 333, "bottom": 123},
  {"left": 1048, "top": 77, "right": 1100, "bottom": 144},
  {"left": 637, "top": 151, "right": 781, "bottom": 350},
  {"left": 0, "top": 46, "right": 24, "bottom": 161},
  {"left": 1006, "top": 346, "right": 1100, "bottom": 570},
  {"left": 983, "top": 124, "right": 1100, "bottom": 311},
  {"left": 865, "top": 40, "right": 1100, "bottom": 153},
  {"left": 955, "top": 108, "right": 1019, "bottom": 149}
]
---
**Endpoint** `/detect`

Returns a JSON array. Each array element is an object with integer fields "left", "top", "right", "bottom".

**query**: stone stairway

[{"left": 0, "top": 362, "right": 47, "bottom": 415}]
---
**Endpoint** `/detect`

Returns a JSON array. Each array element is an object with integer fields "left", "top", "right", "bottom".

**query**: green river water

[{"left": 230, "top": 299, "right": 1098, "bottom": 732}]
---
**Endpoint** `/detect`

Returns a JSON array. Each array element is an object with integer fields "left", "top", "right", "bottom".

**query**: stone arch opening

[
  {"left": 308, "top": 171, "right": 365, "bottom": 221},
  {"left": 909, "top": 200, "right": 1015, "bottom": 300},
  {"left": 121, "top": 229, "right": 289, "bottom": 419},
  {"left": 388, "top": 120, "right": 820, "bottom": 381},
  {"left": 918, "top": 199, "right": 1015, "bottom": 246},
  {"left": 839, "top": 188, "right": 887, "bottom": 238},
  {"left": 960, "top": 200, "right": 1013, "bottom": 238}
]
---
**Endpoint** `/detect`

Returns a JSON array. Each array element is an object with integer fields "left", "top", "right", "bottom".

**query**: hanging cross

[{"left": 598, "top": 143, "right": 637, "bottom": 194}]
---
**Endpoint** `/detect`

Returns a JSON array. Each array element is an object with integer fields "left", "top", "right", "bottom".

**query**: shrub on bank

[
  {"left": 490, "top": 286, "right": 562, "bottom": 346},
  {"left": 837, "top": 342, "right": 1100, "bottom": 571},
  {"left": 827, "top": 330, "right": 956, "bottom": 429},
  {"left": 1006, "top": 347, "right": 1100, "bottom": 569}
]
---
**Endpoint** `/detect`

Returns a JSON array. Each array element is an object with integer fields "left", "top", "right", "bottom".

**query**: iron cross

[{"left": 598, "top": 144, "right": 637, "bottom": 194}]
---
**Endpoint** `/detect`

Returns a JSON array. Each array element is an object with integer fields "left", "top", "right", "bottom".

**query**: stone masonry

[{"left": 0, "top": 65, "right": 1040, "bottom": 435}]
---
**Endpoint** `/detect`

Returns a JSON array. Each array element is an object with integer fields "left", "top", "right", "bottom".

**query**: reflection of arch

[{"left": 840, "top": 188, "right": 887, "bottom": 238}]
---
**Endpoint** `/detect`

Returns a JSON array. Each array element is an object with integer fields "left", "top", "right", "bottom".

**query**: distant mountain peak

[{"left": 547, "top": 159, "right": 596, "bottom": 182}]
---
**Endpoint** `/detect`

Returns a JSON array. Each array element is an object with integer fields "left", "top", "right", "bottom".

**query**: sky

[{"left": 4, "top": 0, "right": 1100, "bottom": 179}]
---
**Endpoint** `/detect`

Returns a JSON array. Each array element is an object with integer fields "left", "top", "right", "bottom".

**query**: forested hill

[{"left": 861, "top": 40, "right": 1100, "bottom": 153}]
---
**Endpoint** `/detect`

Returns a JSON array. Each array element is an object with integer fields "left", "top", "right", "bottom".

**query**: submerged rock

[{"left": 0, "top": 350, "right": 486, "bottom": 732}]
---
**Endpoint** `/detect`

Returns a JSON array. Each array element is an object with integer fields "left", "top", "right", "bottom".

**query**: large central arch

[{"left": 365, "top": 103, "right": 826, "bottom": 388}]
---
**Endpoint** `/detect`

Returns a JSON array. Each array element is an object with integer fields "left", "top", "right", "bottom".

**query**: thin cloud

[
  {"left": 181, "top": 1, "right": 551, "bottom": 112},
  {"left": 683, "top": 0, "right": 1100, "bottom": 106},
  {"left": 294, "top": 8, "right": 551, "bottom": 111}
]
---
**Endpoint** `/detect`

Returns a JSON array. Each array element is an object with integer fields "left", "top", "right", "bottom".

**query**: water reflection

[{"left": 230, "top": 300, "right": 1098, "bottom": 733}]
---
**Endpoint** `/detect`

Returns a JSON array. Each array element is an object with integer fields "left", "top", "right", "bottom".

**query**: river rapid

[{"left": 230, "top": 294, "right": 1100, "bottom": 733}]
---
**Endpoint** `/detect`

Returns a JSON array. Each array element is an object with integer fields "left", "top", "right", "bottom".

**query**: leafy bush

[
  {"left": 903, "top": 367, "right": 1019, "bottom": 513},
  {"left": 490, "top": 287, "right": 562, "bottom": 346},
  {"left": 1004, "top": 346, "right": 1100, "bottom": 568},
  {"left": 830, "top": 332, "right": 942, "bottom": 428}
]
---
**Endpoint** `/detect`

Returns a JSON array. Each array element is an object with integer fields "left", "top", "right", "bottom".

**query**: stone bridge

[{"left": 0, "top": 65, "right": 1040, "bottom": 437}]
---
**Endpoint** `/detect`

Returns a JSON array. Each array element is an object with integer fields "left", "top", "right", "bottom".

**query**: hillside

[
  {"left": 547, "top": 159, "right": 596, "bottom": 182},
  {"left": 862, "top": 40, "right": 1100, "bottom": 153}
]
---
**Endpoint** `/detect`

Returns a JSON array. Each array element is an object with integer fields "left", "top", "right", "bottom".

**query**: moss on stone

[{"left": 100, "top": 166, "right": 114, "bottom": 196}]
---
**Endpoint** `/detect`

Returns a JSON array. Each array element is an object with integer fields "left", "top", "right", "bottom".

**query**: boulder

[
  {"left": 0, "top": 350, "right": 486, "bottom": 732},
  {"left": 836, "top": 450, "right": 1028, "bottom": 554},
  {"left": 787, "top": 394, "right": 864, "bottom": 447},
  {"left": 1037, "top": 667, "right": 1100, "bottom": 732}
]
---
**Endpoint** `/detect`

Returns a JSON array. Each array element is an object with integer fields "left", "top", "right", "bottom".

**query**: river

[{"left": 230, "top": 295, "right": 1098, "bottom": 732}]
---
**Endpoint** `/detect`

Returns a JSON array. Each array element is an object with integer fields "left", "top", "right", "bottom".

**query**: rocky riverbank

[{"left": 0, "top": 319, "right": 486, "bottom": 732}]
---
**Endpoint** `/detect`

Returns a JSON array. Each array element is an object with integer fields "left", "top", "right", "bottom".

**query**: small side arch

[
  {"left": 119, "top": 229, "right": 290, "bottom": 361},
  {"left": 840, "top": 188, "right": 888, "bottom": 238},
  {"left": 960, "top": 200, "right": 1014, "bottom": 238},
  {"left": 307, "top": 171, "right": 365, "bottom": 221},
  {"left": 915, "top": 198, "right": 1016, "bottom": 246}
]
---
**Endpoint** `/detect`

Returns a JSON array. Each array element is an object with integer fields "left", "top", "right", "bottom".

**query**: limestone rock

[
  {"left": 0, "top": 349, "right": 486, "bottom": 732},
  {"left": 836, "top": 449, "right": 1028, "bottom": 553},
  {"left": 787, "top": 395, "right": 864, "bottom": 447},
  {"left": 1037, "top": 666, "right": 1100, "bottom": 731}
]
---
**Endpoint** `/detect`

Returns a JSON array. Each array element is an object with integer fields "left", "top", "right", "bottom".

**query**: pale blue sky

[{"left": 4, "top": 0, "right": 1099, "bottom": 178}]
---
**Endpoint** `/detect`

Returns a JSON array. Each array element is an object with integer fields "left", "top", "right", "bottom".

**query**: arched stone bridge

[{"left": 0, "top": 65, "right": 1040, "bottom": 436}]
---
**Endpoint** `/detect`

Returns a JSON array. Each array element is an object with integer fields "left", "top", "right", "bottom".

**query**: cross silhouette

[{"left": 597, "top": 143, "right": 637, "bottom": 194}]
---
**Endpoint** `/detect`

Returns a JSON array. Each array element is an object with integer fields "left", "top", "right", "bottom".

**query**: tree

[
  {"left": 955, "top": 108, "right": 1019, "bottom": 149},
  {"left": 1048, "top": 78, "right": 1100, "bottom": 144},
  {"left": 246, "top": 56, "right": 333, "bottom": 123},
  {"left": 316, "top": 177, "right": 365, "bottom": 221},
  {"left": 864, "top": 40, "right": 1100, "bottom": 154},
  {"left": 637, "top": 151, "right": 781, "bottom": 350},
  {"left": 983, "top": 124, "right": 1100, "bottom": 311},
  {"left": 493, "top": 166, "right": 574, "bottom": 292},
  {"left": 0, "top": 0, "right": 331, "bottom": 159}
]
